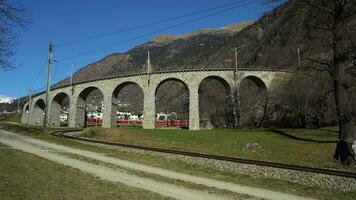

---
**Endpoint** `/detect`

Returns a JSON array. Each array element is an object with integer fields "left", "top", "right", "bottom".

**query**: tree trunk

[
  {"left": 333, "top": 64, "right": 356, "bottom": 165},
  {"left": 231, "top": 86, "right": 240, "bottom": 128}
]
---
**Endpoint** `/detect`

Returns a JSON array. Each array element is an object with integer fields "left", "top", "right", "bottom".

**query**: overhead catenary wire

[
  {"left": 54, "top": 0, "right": 253, "bottom": 47},
  {"left": 30, "top": 58, "right": 48, "bottom": 88},
  {"left": 52, "top": 62, "right": 59, "bottom": 84},
  {"left": 58, "top": 0, "right": 259, "bottom": 63},
  {"left": 31, "top": 87, "right": 46, "bottom": 94}
]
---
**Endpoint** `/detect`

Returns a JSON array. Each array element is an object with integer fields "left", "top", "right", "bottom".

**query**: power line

[
  {"left": 31, "top": 58, "right": 47, "bottom": 88},
  {"left": 54, "top": 0, "right": 252, "bottom": 47},
  {"left": 32, "top": 87, "right": 46, "bottom": 94},
  {"left": 52, "top": 62, "right": 58, "bottom": 83},
  {"left": 58, "top": 0, "right": 259, "bottom": 62}
]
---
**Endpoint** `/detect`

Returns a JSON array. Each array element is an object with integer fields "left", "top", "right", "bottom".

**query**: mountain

[
  {"left": 54, "top": 0, "right": 316, "bottom": 86},
  {"left": 55, "top": 21, "right": 254, "bottom": 86},
  {"left": 40, "top": 1, "right": 356, "bottom": 128},
  {"left": 50, "top": 1, "right": 311, "bottom": 122},
  {"left": 0, "top": 95, "right": 14, "bottom": 104}
]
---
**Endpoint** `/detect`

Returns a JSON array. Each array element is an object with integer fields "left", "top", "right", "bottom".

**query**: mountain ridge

[
  {"left": 55, "top": 0, "right": 324, "bottom": 87},
  {"left": 55, "top": 20, "right": 255, "bottom": 86}
]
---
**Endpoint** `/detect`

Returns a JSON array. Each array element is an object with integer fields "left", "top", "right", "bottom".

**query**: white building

[{"left": 60, "top": 113, "right": 68, "bottom": 122}]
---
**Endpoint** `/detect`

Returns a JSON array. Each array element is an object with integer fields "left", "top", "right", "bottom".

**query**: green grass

[
  {"left": 2, "top": 112, "right": 22, "bottom": 123},
  {"left": 82, "top": 127, "right": 355, "bottom": 172},
  {"left": 0, "top": 143, "right": 168, "bottom": 200},
  {"left": 1, "top": 122, "right": 355, "bottom": 200}
]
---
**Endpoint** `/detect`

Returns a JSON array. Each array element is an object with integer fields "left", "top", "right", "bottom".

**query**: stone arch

[
  {"left": 21, "top": 103, "right": 30, "bottom": 124},
  {"left": 198, "top": 76, "right": 233, "bottom": 128},
  {"left": 199, "top": 76, "right": 231, "bottom": 92},
  {"left": 32, "top": 99, "right": 45, "bottom": 126},
  {"left": 50, "top": 92, "right": 70, "bottom": 127},
  {"left": 239, "top": 75, "right": 268, "bottom": 127},
  {"left": 76, "top": 86, "right": 104, "bottom": 128},
  {"left": 240, "top": 75, "right": 267, "bottom": 90},
  {"left": 154, "top": 77, "right": 190, "bottom": 93},
  {"left": 112, "top": 81, "right": 144, "bottom": 127},
  {"left": 155, "top": 78, "right": 190, "bottom": 128}
]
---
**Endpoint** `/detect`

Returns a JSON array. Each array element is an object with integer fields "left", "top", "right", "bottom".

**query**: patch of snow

[{"left": 0, "top": 95, "right": 15, "bottom": 104}]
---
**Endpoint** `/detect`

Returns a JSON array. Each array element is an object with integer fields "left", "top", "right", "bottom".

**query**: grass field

[
  {"left": 0, "top": 143, "right": 168, "bottom": 200},
  {"left": 81, "top": 127, "right": 354, "bottom": 172},
  {"left": 0, "top": 121, "right": 355, "bottom": 200},
  {"left": 3, "top": 113, "right": 22, "bottom": 123}
]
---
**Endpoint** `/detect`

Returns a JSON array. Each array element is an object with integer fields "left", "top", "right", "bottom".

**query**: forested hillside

[{"left": 51, "top": 0, "right": 355, "bottom": 129}]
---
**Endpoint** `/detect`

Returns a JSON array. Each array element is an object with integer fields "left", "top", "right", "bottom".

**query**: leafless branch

[
  {"left": 0, "top": 1, "right": 28, "bottom": 69},
  {"left": 296, "top": 1, "right": 336, "bottom": 16},
  {"left": 306, "top": 57, "right": 332, "bottom": 68}
]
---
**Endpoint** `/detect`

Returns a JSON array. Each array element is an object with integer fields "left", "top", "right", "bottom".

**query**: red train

[{"left": 86, "top": 119, "right": 188, "bottom": 127}]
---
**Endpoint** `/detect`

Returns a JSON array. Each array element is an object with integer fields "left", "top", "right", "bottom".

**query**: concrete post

[
  {"left": 143, "top": 86, "right": 155, "bottom": 129},
  {"left": 189, "top": 84, "right": 200, "bottom": 130}
]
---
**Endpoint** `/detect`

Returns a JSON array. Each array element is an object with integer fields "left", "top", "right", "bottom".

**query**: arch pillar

[
  {"left": 69, "top": 94, "right": 79, "bottom": 128},
  {"left": 75, "top": 96, "right": 86, "bottom": 128},
  {"left": 49, "top": 100, "right": 61, "bottom": 127},
  {"left": 189, "top": 84, "right": 200, "bottom": 130},
  {"left": 102, "top": 91, "right": 114, "bottom": 128},
  {"left": 21, "top": 104, "right": 29, "bottom": 124},
  {"left": 111, "top": 100, "right": 118, "bottom": 128},
  {"left": 143, "top": 85, "right": 155, "bottom": 129},
  {"left": 31, "top": 100, "right": 45, "bottom": 126}
]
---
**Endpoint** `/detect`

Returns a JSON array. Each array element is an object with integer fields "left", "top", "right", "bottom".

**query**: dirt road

[{"left": 0, "top": 129, "right": 317, "bottom": 200}]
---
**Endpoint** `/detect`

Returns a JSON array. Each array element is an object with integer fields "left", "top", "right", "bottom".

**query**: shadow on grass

[
  {"left": 268, "top": 129, "right": 337, "bottom": 144},
  {"left": 318, "top": 128, "right": 339, "bottom": 136}
]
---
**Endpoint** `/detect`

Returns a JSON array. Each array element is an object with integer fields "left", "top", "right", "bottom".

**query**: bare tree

[
  {"left": 297, "top": 0, "right": 356, "bottom": 164},
  {"left": 0, "top": 0, "right": 27, "bottom": 69},
  {"left": 229, "top": 71, "right": 244, "bottom": 128}
]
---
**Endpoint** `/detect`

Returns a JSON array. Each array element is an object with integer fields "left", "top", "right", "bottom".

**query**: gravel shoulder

[
  {"left": 0, "top": 129, "right": 317, "bottom": 200},
  {"left": 73, "top": 133, "right": 356, "bottom": 192}
]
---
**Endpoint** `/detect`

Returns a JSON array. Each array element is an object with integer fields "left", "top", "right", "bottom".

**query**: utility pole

[
  {"left": 234, "top": 47, "right": 238, "bottom": 72},
  {"left": 297, "top": 48, "right": 302, "bottom": 68},
  {"left": 17, "top": 98, "right": 20, "bottom": 113},
  {"left": 147, "top": 50, "right": 151, "bottom": 86},
  {"left": 44, "top": 42, "right": 53, "bottom": 132},
  {"left": 27, "top": 88, "right": 32, "bottom": 129},
  {"left": 233, "top": 47, "right": 239, "bottom": 128},
  {"left": 70, "top": 63, "right": 74, "bottom": 95}
]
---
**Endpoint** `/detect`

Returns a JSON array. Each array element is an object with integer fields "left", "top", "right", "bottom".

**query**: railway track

[{"left": 51, "top": 129, "right": 356, "bottom": 179}]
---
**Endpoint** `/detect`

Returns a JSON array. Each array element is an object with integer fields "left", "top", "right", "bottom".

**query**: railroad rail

[{"left": 51, "top": 129, "right": 356, "bottom": 179}]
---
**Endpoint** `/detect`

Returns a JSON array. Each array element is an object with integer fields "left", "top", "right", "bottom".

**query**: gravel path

[
  {"left": 74, "top": 137, "right": 356, "bottom": 192},
  {"left": 0, "top": 129, "right": 316, "bottom": 200}
]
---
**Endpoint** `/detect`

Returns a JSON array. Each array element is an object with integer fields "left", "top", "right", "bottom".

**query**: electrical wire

[
  {"left": 54, "top": 0, "right": 252, "bottom": 47},
  {"left": 58, "top": 0, "right": 259, "bottom": 62},
  {"left": 52, "top": 62, "right": 58, "bottom": 83},
  {"left": 31, "top": 58, "right": 47, "bottom": 88}
]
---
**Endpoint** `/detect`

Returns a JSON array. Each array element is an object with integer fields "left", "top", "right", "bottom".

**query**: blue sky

[{"left": 1, "top": 0, "right": 279, "bottom": 98}]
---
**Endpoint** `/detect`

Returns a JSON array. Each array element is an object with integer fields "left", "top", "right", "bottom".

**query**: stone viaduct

[{"left": 21, "top": 68, "right": 287, "bottom": 130}]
